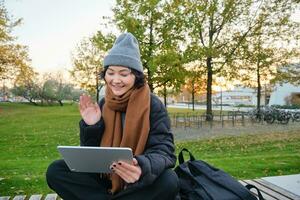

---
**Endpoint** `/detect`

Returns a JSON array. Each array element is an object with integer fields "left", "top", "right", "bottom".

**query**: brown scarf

[{"left": 101, "top": 84, "right": 150, "bottom": 193}]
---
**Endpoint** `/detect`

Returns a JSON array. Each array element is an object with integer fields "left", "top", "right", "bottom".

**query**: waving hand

[{"left": 79, "top": 94, "right": 101, "bottom": 125}]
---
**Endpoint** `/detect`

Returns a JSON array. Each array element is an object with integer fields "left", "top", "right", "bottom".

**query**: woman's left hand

[{"left": 110, "top": 158, "right": 141, "bottom": 184}]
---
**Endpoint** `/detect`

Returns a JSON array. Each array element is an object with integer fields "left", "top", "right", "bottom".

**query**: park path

[{"left": 173, "top": 121, "right": 300, "bottom": 141}]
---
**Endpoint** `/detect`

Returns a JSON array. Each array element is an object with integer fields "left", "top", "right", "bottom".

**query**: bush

[
  {"left": 271, "top": 104, "right": 300, "bottom": 109},
  {"left": 235, "top": 104, "right": 255, "bottom": 108}
]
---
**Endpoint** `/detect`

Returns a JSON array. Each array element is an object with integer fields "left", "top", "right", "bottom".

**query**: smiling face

[{"left": 104, "top": 66, "right": 136, "bottom": 97}]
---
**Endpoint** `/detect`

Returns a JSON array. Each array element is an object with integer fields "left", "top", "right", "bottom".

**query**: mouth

[{"left": 111, "top": 84, "right": 124, "bottom": 90}]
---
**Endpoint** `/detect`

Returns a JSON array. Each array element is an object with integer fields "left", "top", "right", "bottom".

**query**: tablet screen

[{"left": 57, "top": 146, "right": 133, "bottom": 173}]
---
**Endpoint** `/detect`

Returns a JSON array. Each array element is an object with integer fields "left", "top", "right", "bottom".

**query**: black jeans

[{"left": 46, "top": 159, "right": 179, "bottom": 200}]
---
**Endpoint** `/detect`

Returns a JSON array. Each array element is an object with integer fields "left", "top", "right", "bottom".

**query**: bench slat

[
  {"left": 239, "top": 180, "right": 278, "bottom": 200},
  {"left": 28, "top": 194, "right": 43, "bottom": 200},
  {"left": 243, "top": 179, "right": 293, "bottom": 200},
  {"left": 12, "top": 195, "right": 26, "bottom": 200},
  {"left": 255, "top": 179, "right": 300, "bottom": 200},
  {"left": 44, "top": 193, "right": 58, "bottom": 200}
]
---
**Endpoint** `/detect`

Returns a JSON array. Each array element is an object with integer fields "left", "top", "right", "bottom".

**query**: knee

[{"left": 46, "top": 159, "right": 67, "bottom": 186}]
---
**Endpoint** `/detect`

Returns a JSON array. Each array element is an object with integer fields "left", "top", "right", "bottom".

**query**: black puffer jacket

[{"left": 79, "top": 93, "right": 176, "bottom": 191}]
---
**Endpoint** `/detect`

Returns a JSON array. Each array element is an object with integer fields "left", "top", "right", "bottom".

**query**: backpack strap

[
  {"left": 178, "top": 148, "right": 195, "bottom": 164},
  {"left": 245, "top": 184, "right": 265, "bottom": 200}
]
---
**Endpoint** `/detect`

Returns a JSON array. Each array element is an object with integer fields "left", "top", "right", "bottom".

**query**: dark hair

[{"left": 99, "top": 67, "right": 146, "bottom": 89}]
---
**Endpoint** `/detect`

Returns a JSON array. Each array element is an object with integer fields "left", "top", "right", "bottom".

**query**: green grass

[
  {"left": 0, "top": 102, "right": 299, "bottom": 196},
  {"left": 0, "top": 102, "right": 81, "bottom": 196},
  {"left": 167, "top": 107, "right": 203, "bottom": 113},
  {"left": 176, "top": 132, "right": 300, "bottom": 178},
  {"left": 167, "top": 107, "right": 227, "bottom": 114}
]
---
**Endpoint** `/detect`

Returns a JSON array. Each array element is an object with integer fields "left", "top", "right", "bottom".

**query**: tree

[
  {"left": 70, "top": 88, "right": 85, "bottom": 103},
  {"left": 11, "top": 83, "right": 39, "bottom": 105},
  {"left": 0, "top": 44, "right": 29, "bottom": 80},
  {"left": 12, "top": 71, "right": 83, "bottom": 106},
  {"left": 237, "top": 1, "right": 300, "bottom": 110},
  {"left": 0, "top": 2, "right": 32, "bottom": 84},
  {"left": 179, "top": 0, "right": 297, "bottom": 120},
  {"left": 11, "top": 62, "right": 39, "bottom": 105},
  {"left": 275, "top": 63, "right": 300, "bottom": 85},
  {"left": 154, "top": 49, "right": 186, "bottom": 106},
  {"left": 40, "top": 72, "right": 74, "bottom": 106},
  {"left": 70, "top": 32, "right": 115, "bottom": 101},
  {"left": 112, "top": 0, "right": 184, "bottom": 92},
  {"left": 184, "top": 61, "right": 207, "bottom": 111}
]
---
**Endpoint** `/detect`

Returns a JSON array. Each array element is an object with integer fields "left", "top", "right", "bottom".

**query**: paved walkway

[
  {"left": 172, "top": 122, "right": 300, "bottom": 141},
  {"left": 262, "top": 174, "right": 300, "bottom": 197}
]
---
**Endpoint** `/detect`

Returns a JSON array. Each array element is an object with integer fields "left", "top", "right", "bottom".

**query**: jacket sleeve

[
  {"left": 79, "top": 99, "right": 105, "bottom": 146},
  {"left": 133, "top": 95, "right": 176, "bottom": 188}
]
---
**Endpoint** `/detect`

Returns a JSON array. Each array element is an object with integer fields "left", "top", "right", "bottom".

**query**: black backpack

[{"left": 174, "top": 148, "right": 264, "bottom": 200}]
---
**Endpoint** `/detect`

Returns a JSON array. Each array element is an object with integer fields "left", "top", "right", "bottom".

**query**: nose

[{"left": 112, "top": 77, "right": 122, "bottom": 84}]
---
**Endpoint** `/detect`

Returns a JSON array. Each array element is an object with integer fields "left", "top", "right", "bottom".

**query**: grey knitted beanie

[{"left": 103, "top": 32, "right": 143, "bottom": 73}]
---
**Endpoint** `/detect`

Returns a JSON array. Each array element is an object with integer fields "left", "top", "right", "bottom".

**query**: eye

[{"left": 120, "top": 73, "right": 130, "bottom": 77}]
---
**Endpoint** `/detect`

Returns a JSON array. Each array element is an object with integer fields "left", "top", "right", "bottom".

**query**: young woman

[{"left": 46, "top": 32, "right": 179, "bottom": 200}]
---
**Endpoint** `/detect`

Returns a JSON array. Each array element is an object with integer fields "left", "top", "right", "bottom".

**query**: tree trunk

[
  {"left": 163, "top": 84, "right": 167, "bottom": 107},
  {"left": 96, "top": 75, "right": 99, "bottom": 102},
  {"left": 147, "top": 70, "right": 154, "bottom": 92},
  {"left": 147, "top": 12, "right": 154, "bottom": 92},
  {"left": 29, "top": 99, "right": 37, "bottom": 106},
  {"left": 206, "top": 57, "right": 213, "bottom": 121},
  {"left": 192, "top": 80, "right": 195, "bottom": 111},
  {"left": 257, "top": 62, "right": 261, "bottom": 112},
  {"left": 58, "top": 100, "right": 63, "bottom": 106}
]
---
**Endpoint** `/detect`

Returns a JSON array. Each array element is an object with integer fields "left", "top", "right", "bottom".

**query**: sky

[
  {"left": 5, "top": 0, "right": 116, "bottom": 74},
  {"left": 4, "top": 1, "right": 300, "bottom": 76}
]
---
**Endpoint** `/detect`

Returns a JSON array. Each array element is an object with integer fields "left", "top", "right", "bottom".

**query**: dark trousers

[{"left": 46, "top": 159, "right": 179, "bottom": 200}]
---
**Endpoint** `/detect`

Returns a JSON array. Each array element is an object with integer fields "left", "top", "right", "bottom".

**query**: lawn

[
  {"left": 167, "top": 107, "right": 227, "bottom": 114},
  {"left": 0, "top": 102, "right": 299, "bottom": 196}
]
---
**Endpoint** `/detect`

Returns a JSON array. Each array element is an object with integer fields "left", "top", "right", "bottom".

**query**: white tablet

[{"left": 57, "top": 146, "right": 133, "bottom": 173}]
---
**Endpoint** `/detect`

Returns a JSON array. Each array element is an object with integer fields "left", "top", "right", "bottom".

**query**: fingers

[
  {"left": 117, "top": 161, "right": 140, "bottom": 174},
  {"left": 78, "top": 94, "right": 102, "bottom": 125},
  {"left": 110, "top": 160, "right": 141, "bottom": 184},
  {"left": 133, "top": 158, "right": 138, "bottom": 166},
  {"left": 79, "top": 94, "right": 94, "bottom": 113},
  {"left": 113, "top": 167, "right": 137, "bottom": 183},
  {"left": 94, "top": 102, "right": 101, "bottom": 114},
  {"left": 80, "top": 94, "right": 92, "bottom": 104},
  {"left": 79, "top": 95, "right": 85, "bottom": 114}
]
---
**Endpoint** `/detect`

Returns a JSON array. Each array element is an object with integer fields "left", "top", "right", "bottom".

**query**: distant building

[
  {"left": 268, "top": 83, "right": 300, "bottom": 106},
  {"left": 170, "top": 85, "right": 271, "bottom": 106},
  {"left": 213, "top": 87, "right": 254, "bottom": 106},
  {"left": 212, "top": 86, "right": 270, "bottom": 106}
]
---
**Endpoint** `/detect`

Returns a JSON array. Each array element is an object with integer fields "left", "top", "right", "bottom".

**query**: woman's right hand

[{"left": 79, "top": 94, "right": 102, "bottom": 125}]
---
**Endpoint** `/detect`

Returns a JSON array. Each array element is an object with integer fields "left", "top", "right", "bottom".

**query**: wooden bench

[
  {"left": 0, "top": 194, "right": 59, "bottom": 200},
  {"left": 1, "top": 178, "right": 299, "bottom": 200},
  {"left": 239, "top": 179, "right": 300, "bottom": 200}
]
